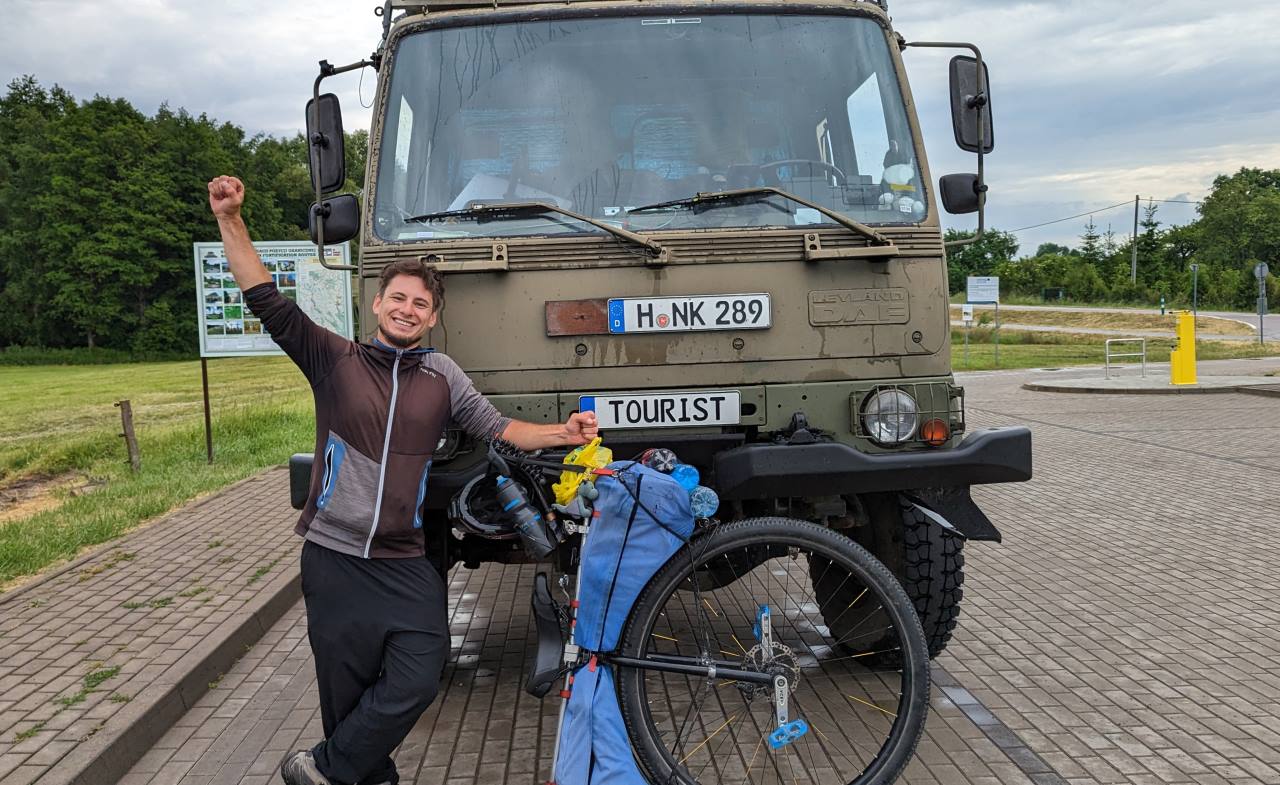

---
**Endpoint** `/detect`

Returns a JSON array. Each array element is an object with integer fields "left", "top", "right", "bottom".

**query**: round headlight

[{"left": 862, "top": 389, "right": 919, "bottom": 444}]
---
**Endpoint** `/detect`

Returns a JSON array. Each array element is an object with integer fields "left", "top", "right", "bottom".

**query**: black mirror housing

[
  {"left": 949, "top": 56, "right": 994, "bottom": 154},
  {"left": 309, "top": 194, "right": 360, "bottom": 245},
  {"left": 940, "top": 174, "right": 982, "bottom": 215},
  {"left": 306, "top": 93, "right": 346, "bottom": 194}
]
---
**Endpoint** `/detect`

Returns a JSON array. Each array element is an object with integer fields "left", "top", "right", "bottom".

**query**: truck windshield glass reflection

[{"left": 375, "top": 14, "right": 925, "bottom": 240}]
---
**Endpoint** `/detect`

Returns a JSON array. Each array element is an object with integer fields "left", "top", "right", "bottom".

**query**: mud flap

[
  {"left": 904, "top": 487, "right": 1001, "bottom": 542},
  {"left": 526, "top": 572, "right": 565, "bottom": 698}
]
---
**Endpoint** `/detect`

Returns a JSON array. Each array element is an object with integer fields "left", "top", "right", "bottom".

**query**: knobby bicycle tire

[{"left": 616, "top": 517, "right": 930, "bottom": 785}]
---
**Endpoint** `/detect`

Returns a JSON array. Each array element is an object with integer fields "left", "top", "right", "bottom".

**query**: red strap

[
  {"left": 588, "top": 655, "right": 598, "bottom": 672},
  {"left": 593, "top": 468, "right": 615, "bottom": 476},
  {"left": 559, "top": 689, "right": 572, "bottom": 699},
  {"left": 570, "top": 599, "right": 581, "bottom": 608}
]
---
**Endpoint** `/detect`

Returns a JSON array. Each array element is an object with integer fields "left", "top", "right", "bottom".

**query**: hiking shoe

[{"left": 279, "top": 750, "right": 331, "bottom": 785}]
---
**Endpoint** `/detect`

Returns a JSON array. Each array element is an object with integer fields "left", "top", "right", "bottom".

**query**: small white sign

[
  {"left": 967, "top": 276, "right": 999, "bottom": 304},
  {"left": 961, "top": 304, "right": 974, "bottom": 325}
]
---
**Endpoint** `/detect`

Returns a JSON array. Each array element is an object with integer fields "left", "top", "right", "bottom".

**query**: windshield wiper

[
  {"left": 406, "top": 201, "right": 672, "bottom": 263},
  {"left": 628, "top": 187, "right": 898, "bottom": 256}
]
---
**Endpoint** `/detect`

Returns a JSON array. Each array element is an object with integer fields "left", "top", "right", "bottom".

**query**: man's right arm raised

[
  {"left": 208, "top": 175, "right": 272, "bottom": 290},
  {"left": 207, "top": 175, "right": 345, "bottom": 383}
]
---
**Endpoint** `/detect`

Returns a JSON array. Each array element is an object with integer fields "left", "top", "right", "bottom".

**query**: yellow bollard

[{"left": 1170, "top": 310, "right": 1197, "bottom": 385}]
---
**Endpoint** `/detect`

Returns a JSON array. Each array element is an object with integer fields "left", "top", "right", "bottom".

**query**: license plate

[
  {"left": 608, "top": 293, "right": 770, "bottom": 333},
  {"left": 580, "top": 391, "right": 741, "bottom": 429}
]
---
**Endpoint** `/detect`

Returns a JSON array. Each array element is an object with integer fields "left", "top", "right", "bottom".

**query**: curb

[
  {"left": 38, "top": 564, "right": 302, "bottom": 785},
  {"left": 1240, "top": 384, "right": 1280, "bottom": 399},
  {"left": 1021, "top": 382, "right": 1250, "bottom": 395}
]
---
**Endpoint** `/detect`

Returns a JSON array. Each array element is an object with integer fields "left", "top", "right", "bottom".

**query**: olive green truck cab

[{"left": 296, "top": 0, "right": 1032, "bottom": 659}]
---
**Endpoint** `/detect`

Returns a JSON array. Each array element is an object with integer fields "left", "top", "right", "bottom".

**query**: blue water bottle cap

[
  {"left": 670, "top": 463, "right": 700, "bottom": 492},
  {"left": 690, "top": 485, "right": 719, "bottom": 518}
]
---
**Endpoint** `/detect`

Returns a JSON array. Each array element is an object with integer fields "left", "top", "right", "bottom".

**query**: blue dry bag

[{"left": 554, "top": 461, "right": 695, "bottom": 784}]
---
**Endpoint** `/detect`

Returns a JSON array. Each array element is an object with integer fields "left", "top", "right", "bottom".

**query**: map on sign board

[
  {"left": 193, "top": 241, "right": 354, "bottom": 358},
  {"left": 966, "top": 275, "right": 999, "bottom": 304}
]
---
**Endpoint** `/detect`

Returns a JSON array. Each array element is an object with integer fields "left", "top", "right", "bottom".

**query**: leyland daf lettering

[{"left": 809, "top": 288, "right": 911, "bottom": 326}]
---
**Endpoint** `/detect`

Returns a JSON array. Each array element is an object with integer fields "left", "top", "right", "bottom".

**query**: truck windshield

[{"left": 374, "top": 13, "right": 925, "bottom": 241}]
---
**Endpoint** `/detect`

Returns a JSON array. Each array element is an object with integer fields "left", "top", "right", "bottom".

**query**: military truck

[{"left": 296, "top": 0, "right": 1032, "bottom": 660}]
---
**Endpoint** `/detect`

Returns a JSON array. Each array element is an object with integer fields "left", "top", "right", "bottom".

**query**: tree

[
  {"left": 1034, "top": 242, "right": 1073, "bottom": 257},
  {"left": 0, "top": 76, "right": 75, "bottom": 347},
  {"left": 942, "top": 229, "right": 1019, "bottom": 294},
  {"left": 1078, "top": 218, "right": 1103, "bottom": 265}
]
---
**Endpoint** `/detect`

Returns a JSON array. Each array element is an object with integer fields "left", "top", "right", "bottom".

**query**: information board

[
  {"left": 966, "top": 275, "right": 1000, "bottom": 304},
  {"left": 193, "top": 242, "right": 353, "bottom": 357}
]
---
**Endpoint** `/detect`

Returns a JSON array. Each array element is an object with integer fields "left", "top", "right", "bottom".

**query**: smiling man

[{"left": 207, "top": 175, "right": 597, "bottom": 785}]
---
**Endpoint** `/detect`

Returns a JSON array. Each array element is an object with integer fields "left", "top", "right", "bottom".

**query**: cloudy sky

[{"left": 4, "top": 0, "right": 1278, "bottom": 253}]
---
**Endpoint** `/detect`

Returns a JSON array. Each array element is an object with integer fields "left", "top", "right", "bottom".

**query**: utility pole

[{"left": 1131, "top": 194, "right": 1139, "bottom": 284}]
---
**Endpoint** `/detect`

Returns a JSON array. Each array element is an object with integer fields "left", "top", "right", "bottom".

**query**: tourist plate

[{"left": 580, "top": 391, "right": 741, "bottom": 429}]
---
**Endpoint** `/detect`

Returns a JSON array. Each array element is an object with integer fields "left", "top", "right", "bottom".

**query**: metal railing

[{"left": 1104, "top": 338, "right": 1147, "bottom": 379}]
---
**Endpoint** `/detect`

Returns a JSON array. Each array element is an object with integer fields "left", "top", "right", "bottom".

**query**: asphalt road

[{"left": 962, "top": 303, "right": 1277, "bottom": 342}]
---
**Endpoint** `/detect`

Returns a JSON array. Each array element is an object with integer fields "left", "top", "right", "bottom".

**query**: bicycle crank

[{"left": 742, "top": 604, "right": 810, "bottom": 749}]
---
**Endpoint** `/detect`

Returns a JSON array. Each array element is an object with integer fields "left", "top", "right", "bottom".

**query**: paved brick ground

[
  {"left": 0, "top": 468, "right": 301, "bottom": 785},
  {"left": 25, "top": 357, "right": 1280, "bottom": 785},
  {"left": 945, "top": 359, "right": 1280, "bottom": 785},
  {"left": 119, "top": 566, "right": 1033, "bottom": 785}
]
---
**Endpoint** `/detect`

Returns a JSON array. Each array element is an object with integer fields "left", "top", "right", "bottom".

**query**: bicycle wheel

[{"left": 615, "top": 518, "right": 929, "bottom": 785}]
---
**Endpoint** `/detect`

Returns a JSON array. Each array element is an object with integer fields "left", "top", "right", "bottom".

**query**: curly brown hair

[{"left": 376, "top": 259, "right": 445, "bottom": 312}]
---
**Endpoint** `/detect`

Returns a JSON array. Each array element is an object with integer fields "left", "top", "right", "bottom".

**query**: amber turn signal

[{"left": 921, "top": 418, "right": 949, "bottom": 446}]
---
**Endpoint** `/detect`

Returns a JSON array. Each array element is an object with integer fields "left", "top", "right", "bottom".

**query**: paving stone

[
  {"left": 0, "top": 469, "right": 301, "bottom": 783},
  {"left": 44, "top": 358, "right": 1280, "bottom": 783}
]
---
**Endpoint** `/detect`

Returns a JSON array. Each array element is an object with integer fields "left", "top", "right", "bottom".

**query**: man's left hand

[{"left": 564, "top": 411, "right": 599, "bottom": 446}]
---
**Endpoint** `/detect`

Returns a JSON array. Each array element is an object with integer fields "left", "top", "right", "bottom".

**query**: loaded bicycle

[{"left": 450, "top": 440, "right": 930, "bottom": 785}]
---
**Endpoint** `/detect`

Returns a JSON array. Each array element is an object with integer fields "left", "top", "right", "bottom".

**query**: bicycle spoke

[{"left": 621, "top": 520, "right": 928, "bottom": 785}]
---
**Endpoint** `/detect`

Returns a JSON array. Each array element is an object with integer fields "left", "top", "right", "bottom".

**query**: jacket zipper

[{"left": 363, "top": 349, "right": 403, "bottom": 558}]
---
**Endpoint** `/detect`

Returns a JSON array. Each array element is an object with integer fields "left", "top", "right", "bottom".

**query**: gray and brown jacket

[{"left": 245, "top": 282, "right": 510, "bottom": 559}]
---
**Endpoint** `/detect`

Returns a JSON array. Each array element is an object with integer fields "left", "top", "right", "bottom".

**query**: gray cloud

[
  {"left": 3, "top": 0, "right": 1276, "bottom": 251},
  {"left": 894, "top": 0, "right": 1280, "bottom": 248}
]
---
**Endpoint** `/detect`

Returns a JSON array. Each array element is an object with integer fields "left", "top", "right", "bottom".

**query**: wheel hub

[{"left": 738, "top": 642, "right": 800, "bottom": 700}]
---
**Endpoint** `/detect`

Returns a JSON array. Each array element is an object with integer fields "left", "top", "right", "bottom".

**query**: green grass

[
  {"left": 0, "top": 346, "right": 191, "bottom": 366},
  {"left": 950, "top": 328, "right": 1280, "bottom": 371},
  {"left": 0, "top": 357, "right": 311, "bottom": 588},
  {"left": 14, "top": 720, "right": 46, "bottom": 741}
]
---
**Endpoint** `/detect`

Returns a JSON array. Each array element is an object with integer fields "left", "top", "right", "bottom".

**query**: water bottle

[
  {"left": 494, "top": 475, "right": 555, "bottom": 558},
  {"left": 689, "top": 485, "right": 719, "bottom": 518},
  {"left": 670, "top": 463, "right": 700, "bottom": 492}
]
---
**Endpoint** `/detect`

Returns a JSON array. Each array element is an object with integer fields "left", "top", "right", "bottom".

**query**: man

[{"left": 207, "top": 175, "right": 598, "bottom": 785}]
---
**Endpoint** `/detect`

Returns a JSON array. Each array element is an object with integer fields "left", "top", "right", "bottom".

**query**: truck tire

[{"left": 811, "top": 500, "right": 965, "bottom": 663}]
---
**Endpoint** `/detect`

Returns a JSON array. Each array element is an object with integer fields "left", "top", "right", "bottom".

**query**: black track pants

[{"left": 301, "top": 541, "right": 450, "bottom": 785}]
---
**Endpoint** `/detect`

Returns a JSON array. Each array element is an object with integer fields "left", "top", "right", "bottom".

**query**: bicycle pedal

[
  {"left": 753, "top": 603, "right": 771, "bottom": 640},
  {"left": 767, "top": 718, "right": 809, "bottom": 750}
]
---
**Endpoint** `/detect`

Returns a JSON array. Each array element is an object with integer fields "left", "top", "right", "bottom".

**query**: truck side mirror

[
  {"left": 949, "top": 56, "right": 994, "bottom": 154},
  {"left": 309, "top": 194, "right": 360, "bottom": 245},
  {"left": 939, "top": 174, "right": 983, "bottom": 215},
  {"left": 306, "top": 93, "right": 347, "bottom": 195}
]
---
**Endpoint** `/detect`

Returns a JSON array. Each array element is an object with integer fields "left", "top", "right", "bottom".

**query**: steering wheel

[{"left": 757, "top": 159, "right": 848, "bottom": 187}]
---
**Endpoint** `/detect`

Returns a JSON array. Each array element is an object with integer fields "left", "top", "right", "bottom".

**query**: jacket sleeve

[
  {"left": 242, "top": 282, "right": 349, "bottom": 384},
  {"left": 426, "top": 353, "right": 512, "bottom": 440}
]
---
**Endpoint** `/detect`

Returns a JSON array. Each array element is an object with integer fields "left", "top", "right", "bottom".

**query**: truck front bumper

[{"left": 713, "top": 426, "right": 1032, "bottom": 500}]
